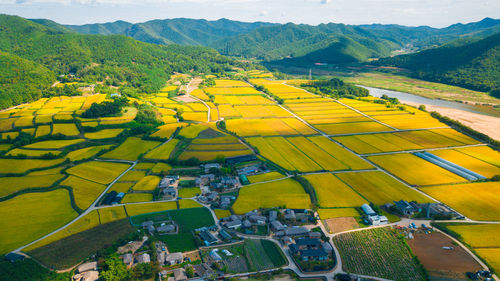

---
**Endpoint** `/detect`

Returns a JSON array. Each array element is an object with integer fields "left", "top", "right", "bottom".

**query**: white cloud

[{"left": 320, "top": 0, "right": 332, "bottom": 4}]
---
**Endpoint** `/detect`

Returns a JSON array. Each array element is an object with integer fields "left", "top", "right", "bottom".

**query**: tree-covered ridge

[
  {"left": 0, "top": 51, "right": 56, "bottom": 109},
  {"left": 60, "top": 18, "right": 277, "bottom": 46},
  {"left": 377, "top": 33, "right": 500, "bottom": 93},
  {"left": 0, "top": 14, "right": 251, "bottom": 109}
]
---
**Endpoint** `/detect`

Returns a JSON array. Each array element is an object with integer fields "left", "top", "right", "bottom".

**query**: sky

[{"left": 1, "top": 0, "right": 499, "bottom": 27}]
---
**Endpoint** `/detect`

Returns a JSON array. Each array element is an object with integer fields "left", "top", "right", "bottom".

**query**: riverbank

[{"left": 403, "top": 101, "right": 500, "bottom": 141}]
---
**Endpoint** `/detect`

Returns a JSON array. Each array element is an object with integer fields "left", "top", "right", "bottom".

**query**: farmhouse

[
  {"left": 271, "top": 220, "right": 285, "bottom": 231},
  {"left": 173, "top": 268, "right": 188, "bottom": 281},
  {"left": 394, "top": 200, "right": 421, "bottom": 216},
  {"left": 361, "top": 204, "right": 388, "bottom": 226},
  {"left": 203, "top": 163, "right": 221, "bottom": 173},
  {"left": 136, "top": 253, "right": 150, "bottom": 264},
  {"left": 199, "top": 230, "right": 218, "bottom": 246},
  {"left": 157, "top": 224, "right": 176, "bottom": 234},
  {"left": 165, "top": 252, "right": 183, "bottom": 265},
  {"left": 122, "top": 253, "right": 133, "bottom": 265}
]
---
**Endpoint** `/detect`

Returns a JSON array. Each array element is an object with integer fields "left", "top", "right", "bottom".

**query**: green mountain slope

[
  {"left": 0, "top": 51, "right": 55, "bottom": 109},
  {"left": 209, "top": 18, "right": 500, "bottom": 64},
  {"left": 377, "top": 33, "right": 500, "bottom": 92},
  {"left": 62, "top": 18, "right": 277, "bottom": 45},
  {"left": 0, "top": 14, "right": 244, "bottom": 109}
]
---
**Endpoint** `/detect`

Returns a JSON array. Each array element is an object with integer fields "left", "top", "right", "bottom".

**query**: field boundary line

[{"left": 359, "top": 143, "right": 488, "bottom": 157}]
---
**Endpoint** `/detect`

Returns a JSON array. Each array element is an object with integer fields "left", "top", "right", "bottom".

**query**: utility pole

[{"left": 309, "top": 68, "right": 312, "bottom": 80}]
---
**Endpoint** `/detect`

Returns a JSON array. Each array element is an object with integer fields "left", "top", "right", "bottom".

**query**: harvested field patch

[
  {"left": 407, "top": 232, "right": 481, "bottom": 279},
  {"left": 324, "top": 217, "right": 359, "bottom": 233}
]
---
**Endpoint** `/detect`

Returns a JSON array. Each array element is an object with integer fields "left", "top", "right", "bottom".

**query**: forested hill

[
  {"left": 209, "top": 18, "right": 500, "bottom": 64},
  {"left": 377, "top": 33, "right": 500, "bottom": 93},
  {"left": 62, "top": 18, "right": 277, "bottom": 46},
  {"left": 0, "top": 15, "right": 250, "bottom": 109}
]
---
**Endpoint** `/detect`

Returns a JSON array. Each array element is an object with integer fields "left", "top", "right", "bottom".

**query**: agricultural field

[
  {"left": 101, "top": 137, "right": 160, "bottom": 161},
  {"left": 0, "top": 172, "right": 64, "bottom": 198},
  {"left": 121, "top": 193, "right": 153, "bottom": 203},
  {"left": 431, "top": 148, "right": 500, "bottom": 178},
  {"left": 303, "top": 173, "right": 367, "bottom": 208},
  {"left": 0, "top": 158, "right": 65, "bottom": 174},
  {"left": 247, "top": 171, "right": 285, "bottom": 183},
  {"left": 0, "top": 189, "right": 78, "bottom": 254},
  {"left": 84, "top": 129, "right": 124, "bottom": 139},
  {"left": 214, "top": 209, "right": 232, "bottom": 219},
  {"left": 66, "top": 161, "right": 130, "bottom": 185},
  {"left": 144, "top": 139, "right": 179, "bottom": 160},
  {"left": 52, "top": 123, "right": 80, "bottom": 136},
  {"left": 178, "top": 187, "right": 201, "bottom": 198},
  {"left": 24, "top": 139, "right": 84, "bottom": 149},
  {"left": 420, "top": 182, "right": 500, "bottom": 221},
  {"left": 368, "top": 153, "right": 467, "bottom": 186},
  {"left": 232, "top": 178, "right": 311, "bottom": 214},
  {"left": 151, "top": 123, "right": 183, "bottom": 139},
  {"left": 247, "top": 136, "right": 367, "bottom": 172},
  {"left": 439, "top": 224, "right": 500, "bottom": 273},
  {"left": 125, "top": 201, "right": 177, "bottom": 216},
  {"left": 65, "top": 145, "right": 112, "bottom": 161},
  {"left": 131, "top": 176, "right": 161, "bottom": 191},
  {"left": 226, "top": 118, "right": 316, "bottom": 136},
  {"left": 336, "top": 171, "right": 432, "bottom": 205},
  {"left": 333, "top": 227, "right": 427, "bottom": 280},
  {"left": 317, "top": 208, "right": 360, "bottom": 220},
  {"left": 455, "top": 145, "right": 500, "bottom": 167},
  {"left": 60, "top": 176, "right": 106, "bottom": 210}
]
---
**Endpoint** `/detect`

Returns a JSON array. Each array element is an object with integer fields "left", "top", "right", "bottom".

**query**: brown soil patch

[
  {"left": 402, "top": 101, "right": 500, "bottom": 141},
  {"left": 184, "top": 250, "right": 201, "bottom": 261},
  {"left": 325, "top": 217, "right": 359, "bottom": 233},
  {"left": 407, "top": 232, "right": 481, "bottom": 279}
]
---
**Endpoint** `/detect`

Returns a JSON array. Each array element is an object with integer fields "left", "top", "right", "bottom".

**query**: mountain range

[{"left": 31, "top": 17, "right": 500, "bottom": 65}]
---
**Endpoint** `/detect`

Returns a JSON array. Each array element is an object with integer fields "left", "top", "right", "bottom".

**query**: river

[{"left": 362, "top": 86, "right": 500, "bottom": 118}]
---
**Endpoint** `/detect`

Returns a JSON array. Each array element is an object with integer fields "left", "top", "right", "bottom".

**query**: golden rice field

[
  {"left": 178, "top": 187, "right": 201, "bottom": 198},
  {"left": 246, "top": 136, "right": 321, "bottom": 172},
  {"left": 0, "top": 158, "right": 65, "bottom": 174},
  {"left": 431, "top": 148, "right": 500, "bottom": 178},
  {"left": 247, "top": 171, "right": 285, "bottom": 183},
  {"left": 318, "top": 208, "right": 360, "bottom": 220},
  {"left": 134, "top": 162, "right": 155, "bottom": 170},
  {"left": 191, "top": 135, "right": 239, "bottom": 144},
  {"left": 144, "top": 139, "right": 179, "bottom": 160},
  {"left": 121, "top": 193, "right": 153, "bottom": 204},
  {"left": 2, "top": 131, "right": 18, "bottom": 140},
  {"left": 24, "top": 139, "right": 84, "bottom": 149},
  {"left": 52, "top": 123, "right": 80, "bottom": 136},
  {"left": 455, "top": 145, "right": 500, "bottom": 167},
  {"left": 232, "top": 178, "right": 311, "bottom": 214},
  {"left": 101, "top": 137, "right": 160, "bottom": 161},
  {"left": 178, "top": 199, "right": 203, "bottom": 209},
  {"left": 335, "top": 171, "right": 432, "bottom": 205},
  {"left": 98, "top": 206, "right": 128, "bottom": 224},
  {"left": 179, "top": 150, "right": 252, "bottom": 161},
  {"left": 178, "top": 124, "right": 208, "bottom": 138},
  {"left": 234, "top": 105, "right": 291, "bottom": 118},
  {"left": 214, "top": 209, "right": 232, "bottom": 219},
  {"left": 66, "top": 161, "right": 130, "bottom": 185},
  {"left": 35, "top": 125, "right": 51, "bottom": 137},
  {"left": 420, "top": 182, "right": 500, "bottom": 221},
  {"left": 84, "top": 129, "right": 124, "bottom": 139},
  {"left": 371, "top": 114, "right": 446, "bottom": 130},
  {"left": 7, "top": 148, "right": 61, "bottom": 157},
  {"left": 226, "top": 118, "right": 316, "bottom": 136},
  {"left": 183, "top": 112, "right": 208, "bottom": 122},
  {"left": 0, "top": 172, "right": 64, "bottom": 198},
  {"left": 109, "top": 182, "right": 134, "bottom": 193},
  {"left": 151, "top": 162, "right": 172, "bottom": 174},
  {"left": 132, "top": 175, "right": 161, "bottom": 191},
  {"left": 368, "top": 153, "right": 467, "bottom": 186},
  {"left": 151, "top": 123, "right": 183, "bottom": 139},
  {"left": 316, "top": 121, "right": 393, "bottom": 135},
  {"left": 125, "top": 201, "right": 178, "bottom": 216},
  {"left": 65, "top": 145, "right": 112, "bottom": 161},
  {"left": 287, "top": 136, "right": 351, "bottom": 171},
  {"left": 307, "top": 136, "right": 373, "bottom": 170},
  {"left": 60, "top": 176, "right": 106, "bottom": 210},
  {"left": 475, "top": 248, "right": 500, "bottom": 273},
  {"left": 447, "top": 224, "right": 500, "bottom": 248},
  {"left": 24, "top": 210, "right": 101, "bottom": 251},
  {"left": 304, "top": 173, "right": 367, "bottom": 208},
  {"left": 214, "top": 79, "right": 251, "bottom": 88},
  {"left": 0, "top": 189, "right": 77, "bottom": 254}
]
